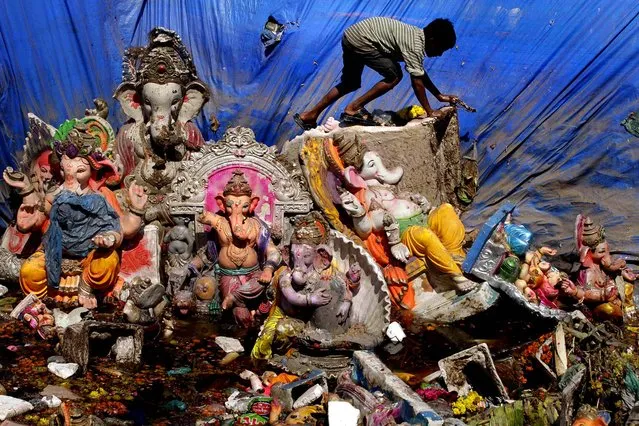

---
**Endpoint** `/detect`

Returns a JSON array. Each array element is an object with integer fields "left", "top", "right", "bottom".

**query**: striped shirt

[{"left": 344, "top": 17, "right": 426, "bottom": 77}]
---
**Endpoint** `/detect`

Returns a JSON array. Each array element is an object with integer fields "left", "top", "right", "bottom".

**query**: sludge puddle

[{"left": 0, "top": 294, "right": 554, "bottom": 424}]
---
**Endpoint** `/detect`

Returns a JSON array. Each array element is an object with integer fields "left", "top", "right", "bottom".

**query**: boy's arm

[
  {"left": 410, "top": 76, "right": 435, "bottom": 116},
  {"left": 421, "top": 72, "right": 459, "bottom": 103}
]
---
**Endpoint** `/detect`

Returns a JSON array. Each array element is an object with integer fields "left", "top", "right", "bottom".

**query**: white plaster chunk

[
  {"left": 53, "top": 307, "right": 88, "bottom": 330},
  {"left": 47, "top": 362, "right": 79, "bottom": 379},
  {"left": 386, "top": 321, "right": 406, "bottom": 343},
  {"left": 239, "top": 370, "right": 264, "bottom": 393},
  {"left": 292, "top": 384, "right": 324, "bottom": 409},
  {"left": 0, "top": 395, "right": 33, "bottom": 421},
  {"left": 225, "top": 390, "right": 251, "bottom": 413},
  {"left": 554, "top": 323, "right": 568, "bottom": 376},
  {"left": 215, "top": 336, "right": 244, "bottom": 353},
  {"left": 328, "top": 400, "right": 360, "bottom": 426},
  {"left": 112, "top": 336, "right": 139, "bottom": 365},
  {"left": 41, "top": 395, "right": 61, "bottom": 408}
]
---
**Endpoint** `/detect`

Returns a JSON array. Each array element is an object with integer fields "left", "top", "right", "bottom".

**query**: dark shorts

[{"left": 338, "top": 36, "right": 402, "bottom": 92}]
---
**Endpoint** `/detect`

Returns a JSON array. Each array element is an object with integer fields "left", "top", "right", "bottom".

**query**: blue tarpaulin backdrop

[{"left": 0, "top": 0, "right": 637, "bottom": 255}]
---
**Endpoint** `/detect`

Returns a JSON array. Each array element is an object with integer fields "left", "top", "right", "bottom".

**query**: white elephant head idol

[{"left": 114, "top": 27, "right": 210, "bottom": 174}]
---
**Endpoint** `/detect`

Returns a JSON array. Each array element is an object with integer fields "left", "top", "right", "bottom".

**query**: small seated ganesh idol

[
  {"left": 559, "top": 216, "right": 635, "bottom": 320},
  {"left": 196, "top": 170, "right": 282, "bottom": 327},
  {"left": 2, "top": 117, "right": 147, "bottom": 309},
  {"left": 515, "top": 246, "right": 561, "bottom": 307},
  {"left": 251, "top": 212, "right": 361, "bottom": 360}
]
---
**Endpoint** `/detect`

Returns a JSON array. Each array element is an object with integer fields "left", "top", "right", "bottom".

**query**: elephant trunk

[
  {"left": 292, "top": 267, "right": 311, "bottom": 287},
  {"left": 229, "top": 213, "right": 250, "bottom": 241},
  {"left": 149, "top": 115, "right": 185, "bottom": 147},
  {"left": 375, "top": 163, "right": 404, "bottom": 185}
]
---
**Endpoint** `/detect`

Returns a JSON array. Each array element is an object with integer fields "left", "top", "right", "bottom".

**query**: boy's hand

[
  {"left": 423, "top": 109, "right": 446, "bottom": 119},
  {"left": 436, "top": 94, "right": 459, "bottom": 104}
]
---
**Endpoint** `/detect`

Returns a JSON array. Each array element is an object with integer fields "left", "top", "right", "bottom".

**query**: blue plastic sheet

[{"left": 0, "top": 0, "right": 638, "bottom": 255}]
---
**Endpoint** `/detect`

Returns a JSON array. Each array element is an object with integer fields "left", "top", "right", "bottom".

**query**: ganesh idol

[
  {"left": 2, "top": 116, "right": 147, "bottom": 309},
  {"left": 331, "top": 135, "right": 475, "bottom": 308},
  {"left": 196, "top": 170, "right": 282, "bottom": 327},
  {"left": 558, "top": 216, "right": 636, "bottom": 320}
]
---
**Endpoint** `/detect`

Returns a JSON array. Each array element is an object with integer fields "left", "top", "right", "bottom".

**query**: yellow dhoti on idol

[
  {"left": 400, "top": 203, "right": 465, "bottom": 276},
  {"left": 251, "top": 306, "right": 306, "bottom": 360},
  {"left": 251, "top": 265, "right": 332, "bottom": 360},
  {"left": 19, "top": 186, "right": 124, "bottom": 301},
  {"left": 20, "top": 249, "right": 121, "bottom": 299},
  {"left": 251, "top": 305, "right": 286, "bottom": 360},
  {"left": 252, "top": 267, "right": 290, "bottom": 360}
]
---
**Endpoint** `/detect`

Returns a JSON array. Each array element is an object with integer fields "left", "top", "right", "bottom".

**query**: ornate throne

[{"left": 166, "top": 126, "right": 315, "bottom": 247}]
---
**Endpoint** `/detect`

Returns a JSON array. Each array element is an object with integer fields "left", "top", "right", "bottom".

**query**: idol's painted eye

[{"left": 226, "top": 200, "right": 234, "bottom": 207}]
